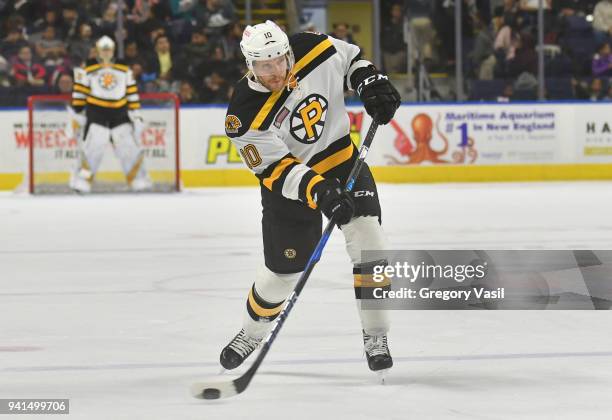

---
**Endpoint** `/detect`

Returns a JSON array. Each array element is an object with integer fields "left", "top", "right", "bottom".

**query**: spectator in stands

[
  {"left": 98, "top": 2, "right": 119, "bottom": 38},
  {"left": 68, "top": 23, "right": 95, "bottom": 65},
  {"left": 1, "top": 28, "right": 29, "bottom": 59},
  {"left": 470, "top": 13, "right": 497, "bottom": 79},
  {"left": 194, "top": 0, "right": 236, "bottom": 36},
  {"left": 495, "top": 13, "right": 520, "bottom": 62},
  {"left": 589, "top": 77, "right": 604, "bottom": 100},
  {"left": 507, "top": 32, "right": 538, "bottom": 77},
  {"left": 60, "top": 2, "right": 80, "bottom": 40},
  {"left": 178, "top": 80, "right": 200, "bottom": 103},
  {"left": 123, "top": 40, "right": 141, "bottom": 66},
  {"left": 404, "top": 0, "right": 434, "bottom": 66},
  {"left": 54, "top": 73, "right": 73, "bottom": 94},
  {"left": 199, "top": 70, "right": 228, "bottom": 103},
  {"left": 331, "top": 23, "right": 357, "bottom": 46},
  {"left": 593, "top": 0, "right": 612, "bottom": 45},
  {"left": 381, "top": 2, "right": 407, "bottom": 73},
  {"left": 592, "top": 42, "right": 612, "bottom": 76},
  {"left": 146, "top": 34, "right": 177, "bottom": 91},
  {"left": 11, "top": 45, "right": 46, "bottom": 87},
  {"left": 34, "top": 26, "right": 67, "bottom": 66},
  {"left": 175, "top": 26, "right": 212, "bottom": 80},
  {"left": 130, "top": 62, "right": 146, "bottom": 91},
  {"left": 30, "top": 8, "right": 60, "bottom": 37},
  {"left": 603, "top": 84, "right": 612, "bottom": 99},
  {"left": 219, "top": 22, "right": 243, "bottom": 61}
]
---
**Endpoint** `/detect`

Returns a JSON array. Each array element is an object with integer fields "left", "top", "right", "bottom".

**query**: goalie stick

[{"left": 191, "top": 121, "right": 380, "bottom": 400}]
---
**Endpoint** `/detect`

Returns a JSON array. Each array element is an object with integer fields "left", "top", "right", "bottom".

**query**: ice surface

[{"left": 1, "top": 182, "right": 612, "bottom": 419}]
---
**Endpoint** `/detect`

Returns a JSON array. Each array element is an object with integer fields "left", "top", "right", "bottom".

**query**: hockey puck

[{"left": 202, "top": 388, "right": 221, "bottom": 399}]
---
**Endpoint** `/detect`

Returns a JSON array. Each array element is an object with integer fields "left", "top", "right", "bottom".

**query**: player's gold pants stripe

[
  {"left": 247, "top": 288, "right": 284, "bottom": 317},
  {"left": 306, "top": 174, "right": 324, "bottom": 209},
  {"left": 86, "top": 97, "right": 128, "bottom": 108},
  {"left": 354, "top": 274, "right": 391, "bottom": 288},
  {"left": 249, "top": 38, "right": 334, "bottom": 131},
  {"left": 292, "top": 38, "right": 334, "bottom": 75},
  {"left": 73, "top": 84, "right": 90, "bottom": 94},
  {"left": 311, "top": 143, "right": 354, "bottom": 174},
  {"left": 262, "top": 157, "right": 297, "bottom": 190}
]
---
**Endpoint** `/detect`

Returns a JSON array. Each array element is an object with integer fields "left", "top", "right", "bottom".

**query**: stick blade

[{"left": 191, "top": 378, "right": 240, "bottom": 400}]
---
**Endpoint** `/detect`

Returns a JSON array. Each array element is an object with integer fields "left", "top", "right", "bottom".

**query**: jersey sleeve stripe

[
  {"left": 311, "top": 142, "right": 355, "bottom": 174},
  {"left": 304, "top": 174, "right": 324, "bottom": 209},
  {"left": 128, "top": 102, "right": 141, "bottom": 109},
  {"left": 126, "top": 85, "right": 138, "bottom": 94},
  {"left": 262, "top": 157, "right": 299, "bottom": 190},
  {"left": 71, "top": 99, "right": 86, "bottom": 106},
  {"left": 72, "top": 92, "right": 87, "bottom": 100},
  {"left": 73, "top": 83, "right": 90, "bottom": 94}
]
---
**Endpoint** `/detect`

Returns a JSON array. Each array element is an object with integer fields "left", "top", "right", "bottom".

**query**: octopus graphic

[{"left": 386, "top": 113, "right": 477, "bottom": 165}]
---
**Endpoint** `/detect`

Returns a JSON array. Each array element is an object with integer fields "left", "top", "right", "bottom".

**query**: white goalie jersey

[
  {"left": 225, "top": 32, "right": 372, "bottom": 208},
  {"left": 72, "top": 60, "right": 140, "bottom": 114}
]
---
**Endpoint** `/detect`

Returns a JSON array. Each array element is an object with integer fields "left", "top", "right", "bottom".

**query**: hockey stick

[{"left": 191, "top": 121, "right": 380, "bottom": 400}]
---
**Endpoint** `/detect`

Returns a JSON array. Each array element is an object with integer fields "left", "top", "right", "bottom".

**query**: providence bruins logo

[
  {"left": 290, "top": 94, "right": 328, "bottom": 144},
  {"left": 98, "top": 72, "right": 117, "bottom": 90}
]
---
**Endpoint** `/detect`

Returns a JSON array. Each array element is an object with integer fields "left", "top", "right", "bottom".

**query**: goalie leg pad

[
  {"left": 80, "top": 123, "right": 110, "bottom": 175},
  {"left": 110, "top": 122, "right": 149, "bottom": 186},
  {"left": 242, "top": 266, "right": 299, "bottom": 339},
  {"left": 341, "top": 216, "right": 391, "bottom": 335}
]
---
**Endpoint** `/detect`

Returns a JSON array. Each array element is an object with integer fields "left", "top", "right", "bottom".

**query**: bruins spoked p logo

[{"left": 290, "top": 94, "right": 328, "bottom": 144}]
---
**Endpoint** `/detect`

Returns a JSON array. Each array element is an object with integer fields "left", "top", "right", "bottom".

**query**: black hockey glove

[
  {"left": 354, "top": 67, "right": 401, "bottom": 125},
  {"left": 313, "top": 178, "right": 355, "bottom": 226}
]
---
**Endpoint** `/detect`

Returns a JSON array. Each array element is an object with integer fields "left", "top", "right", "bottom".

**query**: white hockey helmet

[
  {"left": 240, "top": 20, "right": 295, "bottom": 77},
  {"left": 96, "top": 35, "right": 115, "bottom": 51}
]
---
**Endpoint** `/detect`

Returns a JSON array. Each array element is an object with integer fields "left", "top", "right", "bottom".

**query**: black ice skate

[
  {"left": 363, "top": 330, "right": 393, "bottom": 373},
  {"left": 220, "top": 329, "right": 262, "bottom": 370}
]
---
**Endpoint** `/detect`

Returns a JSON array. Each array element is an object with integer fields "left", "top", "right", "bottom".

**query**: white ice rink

[{"left": 1, "top": 182, "right": 612, "bottom": 420}]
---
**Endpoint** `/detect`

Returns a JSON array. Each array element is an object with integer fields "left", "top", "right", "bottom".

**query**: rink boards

[{"left": 1, "top": 102, "right": 612, "bottom": 190}]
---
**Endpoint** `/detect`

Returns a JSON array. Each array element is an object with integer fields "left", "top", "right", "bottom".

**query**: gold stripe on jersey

[
  {"left": 73, "top": 83, "right": 90, "bottom": 94},
  {"left": 72, "top": 99, "right": 86, "bottom": 106},
  {"left": 86, "top": 96, "right": 128, "bottom": 108},
  {"left": 113, "top": 63, "right": 129, "bottom": 72},
  {"left": 128, "top": 102, "right": 141, "bottom": 109},
  {"left": 84, "top": 63, "right": 102, "bottom": 73},
  {"left": 311, "top": 143, "right": 354, "bottom": 174},
  {"left": 249, "top": 38, "right": 335, "bottom": 131},
  {"left": 262, "top": 157, "right": 299, "bottom": 190},
  {"left": 126, "top": 85, "right": 138, "bottom": 94},
  {"left": 305, "top": 174, "right": 324, "bottom": 209},
  {"left": 292, "top": 38, "right": 333, "bottom": 75}
]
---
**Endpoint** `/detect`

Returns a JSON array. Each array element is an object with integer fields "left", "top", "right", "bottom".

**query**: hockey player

[
  {"left": 69, "top": 35, "right": 152, "bottom": 193},
  {"left": 221, "top": 21, "right": 401, "bottom": 373}
]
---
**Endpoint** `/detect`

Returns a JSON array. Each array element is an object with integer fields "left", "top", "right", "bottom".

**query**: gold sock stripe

[
  {"left": 247, "top": 288, "right": 284, "bottom": 317},
  {"left": 353, "top": 274, "right": 391, "bottom": 288}
]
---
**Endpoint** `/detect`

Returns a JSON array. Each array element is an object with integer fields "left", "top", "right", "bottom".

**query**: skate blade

[{"left": 376, "top": 368, "right": 390, "bottom": 385}]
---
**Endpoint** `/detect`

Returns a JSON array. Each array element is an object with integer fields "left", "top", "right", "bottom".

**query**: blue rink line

[{"left": 3, "top": 351, "right": 612, "bottom": 373}]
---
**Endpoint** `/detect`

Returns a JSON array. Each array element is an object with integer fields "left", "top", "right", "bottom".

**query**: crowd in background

[
  {"left": 380, "top": 0, "right": 612, "bottom": 101},
  {"left": 2, "top": 0, "right": 612, "bottom": 105},
  {"left": 0, "top": 0, "right": 244, "bottom": 105}
]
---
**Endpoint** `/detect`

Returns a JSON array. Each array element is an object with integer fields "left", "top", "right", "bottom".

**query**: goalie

[{"left": 69, "top": 35, "right": 152, "bottom": 193}]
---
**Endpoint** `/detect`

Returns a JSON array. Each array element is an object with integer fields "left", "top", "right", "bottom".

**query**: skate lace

[
  {"left": 229, "top": 330, "right": 261, "bottom": 357},
  {"left": 364, "top": 334, "right": 389, "bottom": 358}
]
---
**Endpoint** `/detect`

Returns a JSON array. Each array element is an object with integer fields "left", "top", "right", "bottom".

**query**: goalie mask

[
  {"left": 96, "top": 35, "right": 115, "bottom": 63},
  {"left": 240, "top": 20, "right": 296, "bottom": 91}
]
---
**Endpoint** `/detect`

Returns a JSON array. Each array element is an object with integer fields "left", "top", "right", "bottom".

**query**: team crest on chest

[
  {"left": 290, "top": 94, "right": 328, "bottom": 144},
  {"left": 98, "top": 72, "right": 117, "bottom": 90}
]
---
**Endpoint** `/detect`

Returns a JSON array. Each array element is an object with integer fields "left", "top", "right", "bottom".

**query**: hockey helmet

[
  {"left": 240, "top": 20, "right": 295, "bottom": 80},
  {"left": 96, "top": 35, "right": 115, "bottom": 51}
]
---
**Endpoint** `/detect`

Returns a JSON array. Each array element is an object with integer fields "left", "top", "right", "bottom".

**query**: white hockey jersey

[
  {"left": 72, "top": 60, "right": 140, "bottom": 113},
  {"left": 225, "top": 32, "right": 371, "bottom": 209}
]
